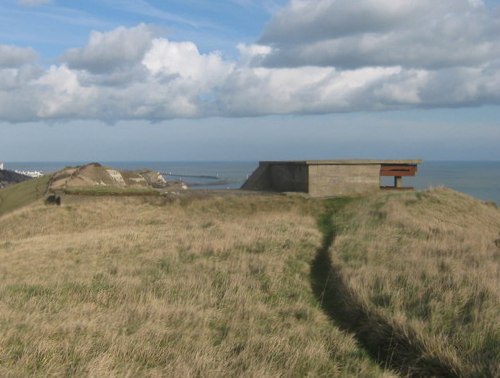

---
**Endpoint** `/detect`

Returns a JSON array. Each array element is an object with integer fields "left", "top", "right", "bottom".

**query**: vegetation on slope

[
  {"left": 320, "top": 188, "right": 500, "bottom": 377},
  {"left": 0, "top": 195, "right": 390, "bottom": 377},
  {"left": 0, "top": 175, "right": 51, "bottom": 216}
]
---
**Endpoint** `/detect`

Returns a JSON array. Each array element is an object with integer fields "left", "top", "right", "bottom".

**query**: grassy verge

[
  {"left": 322, "top": 188, "right": 500, "bottom": 377},
  {"left": 62, "top": 186, "right": 159, "bottom": 196},
  {"left": 0, "top": 194, "right": 390, "bottom": 377}
]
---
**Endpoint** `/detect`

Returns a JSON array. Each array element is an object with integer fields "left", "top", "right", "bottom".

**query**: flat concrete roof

[{"left": 260, "top": 159, "right": 422, "bottom": 165}]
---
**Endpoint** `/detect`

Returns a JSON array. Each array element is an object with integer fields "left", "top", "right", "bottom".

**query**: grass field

[
  {"left": 0, "top": 194, "right": 389, "bottom": 377},
  {"left": 0, "top": 185, "right": 498, "bottom": 377}
]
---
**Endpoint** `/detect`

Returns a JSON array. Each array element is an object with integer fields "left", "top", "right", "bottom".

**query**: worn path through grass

[
  {"left": 310, "top": 197, "right": 460, "bottom": 377},
  {"left": 312, "top": 190, "right": 500, "bottom": 377}
]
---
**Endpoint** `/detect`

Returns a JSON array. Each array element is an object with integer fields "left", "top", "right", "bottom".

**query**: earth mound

[{"left": 48, "top": 163, "right": 169, "bottom": 193}]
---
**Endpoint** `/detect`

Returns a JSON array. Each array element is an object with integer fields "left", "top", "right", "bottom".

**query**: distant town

[{"left": 0, "top": 162, "right": 44, "bottom": 178}]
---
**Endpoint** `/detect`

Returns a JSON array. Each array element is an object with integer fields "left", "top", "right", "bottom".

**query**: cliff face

[
  {"left": 47, "top": 163, "right": 168, "bottom": 192},
  {"left": 0, "top": 169, "right": 31, "bottom": 189}
]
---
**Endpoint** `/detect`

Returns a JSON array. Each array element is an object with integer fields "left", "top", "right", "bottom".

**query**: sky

[{"left": 0, "top": 0, "right": 499, "bottom": 162}]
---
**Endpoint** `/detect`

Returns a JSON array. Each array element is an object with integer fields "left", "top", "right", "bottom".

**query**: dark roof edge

[{"left": 260, "top": 159, "right": 422, "bottom": 165}]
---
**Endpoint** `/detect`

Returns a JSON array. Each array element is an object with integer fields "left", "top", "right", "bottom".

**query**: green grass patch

[{"left": 0, "top": 175, "right": 52, "bottom": 216}]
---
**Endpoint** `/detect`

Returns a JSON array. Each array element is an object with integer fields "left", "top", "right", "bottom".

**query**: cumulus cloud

[
  {"left": 259, "top": 0, "right": 500, "bottom": 69},
  {"left": 217, "top": 66, "right": 400, "bottom": 116},
  {"left": 0, "top": 0, "right": 499, "bottom": 123},
  {"left": 0, "top": 26, "right": 235, "bottom": 122},
  {"left": 63, "top": 24, "right": 156, "bottom": 74},
  {"left": 0, "top": 45, "right": 37, "bottom": 68},
  {"left": 237, "top": 43, "right": 272, "bottom": 66},
  {"left": 143, "top": 39, "right": 233, "bottom": 87}
]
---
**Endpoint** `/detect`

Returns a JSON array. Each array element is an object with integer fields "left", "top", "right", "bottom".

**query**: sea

[{"left": 5, "top": 161, "right": 500, "bottom": 205}]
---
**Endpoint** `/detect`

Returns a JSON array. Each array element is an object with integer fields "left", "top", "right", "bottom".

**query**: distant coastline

[{"left": 3, "top": 160, "right": 500, "bottom": 205}]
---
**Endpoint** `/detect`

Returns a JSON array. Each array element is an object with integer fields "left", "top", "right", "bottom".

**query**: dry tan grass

[
  {"left": 329, "top": 188, "right": 500, "bottom": 377},
  {"left": 0, "top": 194, "right": 390, "bottom": 377}
]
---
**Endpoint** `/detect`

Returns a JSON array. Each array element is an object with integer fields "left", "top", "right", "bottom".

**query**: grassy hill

[
  {"left": 0, "top": 187, "right": 498, "bottom": 376},
  {"left": 0, "top": 175, "right": 51, "bottom": 216}
]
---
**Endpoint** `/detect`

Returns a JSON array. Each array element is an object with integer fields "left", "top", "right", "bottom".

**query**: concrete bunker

[
  {"left": 242, "top": 160, "right": 421, "bottom": 197},
  {"left": 46, "top": 192, "right": 64, "bottom": 206}
]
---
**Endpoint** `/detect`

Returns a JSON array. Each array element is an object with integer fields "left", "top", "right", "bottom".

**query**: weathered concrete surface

[
  {"left": 241, "top": 162, "right": 308, "bottom": 193},
  {"left": 270, "top": 164, "right": 308, "bottom": 192},
  {"left": 241, "top": 163, "right": 272, "bottom": 191},
  {"left": 264, "top": 159, "right": 422, "bottom": 166},
  {"left": 308, "top": 164, "right": 380, "bottom": 197}
]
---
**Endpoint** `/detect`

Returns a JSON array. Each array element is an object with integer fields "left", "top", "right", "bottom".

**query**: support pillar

[{"left": 394, "top": 176, "right": 402, "bottom": 188}]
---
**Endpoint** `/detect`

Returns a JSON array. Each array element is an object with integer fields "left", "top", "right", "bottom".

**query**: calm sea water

[{"left": 5, "top": 161, "right": 500, "bottom": 205}]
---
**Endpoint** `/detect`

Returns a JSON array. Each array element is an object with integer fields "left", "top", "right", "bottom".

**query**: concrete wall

[
  {"left": 308, "top": 164, "right": 380, "bottom": 197},
  {"left": 269, "top": 164, "right": 308, "bottom": 192},
  {"left": 241, "top": 163, "right": 272, "bottom": 191},
  {"left": 243, "top": 161, "right": 385, "bottom": 197},
  {"left": 241, "top": 163, "right": 308, "bottom": 192}
]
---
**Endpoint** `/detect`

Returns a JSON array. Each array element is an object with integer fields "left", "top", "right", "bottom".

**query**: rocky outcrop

[{"left": 47, "top": 163, "right": 169, "bottom": 193}]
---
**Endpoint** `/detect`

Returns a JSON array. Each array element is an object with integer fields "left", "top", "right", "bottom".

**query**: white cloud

[
  {"left": 0, "top": 27, "right": 235, "bottom": 122},
  {"left": 0, "top": 45, "right": 37, "bottom": 68},
  {"left": 237, "top": 43, "right": 272, "bottom": 66},
  {"left": 34, "top": 65, "right": 96, "bottom": 118},
  {"left": 63, "top": 24, "right": 155, "bottom": 73},
  {"left": 143, "top": 39, "right": 233, "bottom": 88},
  {"left": 0, "top": 5, "right": 499, "bottom": 124},
  {"left": 259, "top": 0, "right": 500, "bottom": 69}
]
